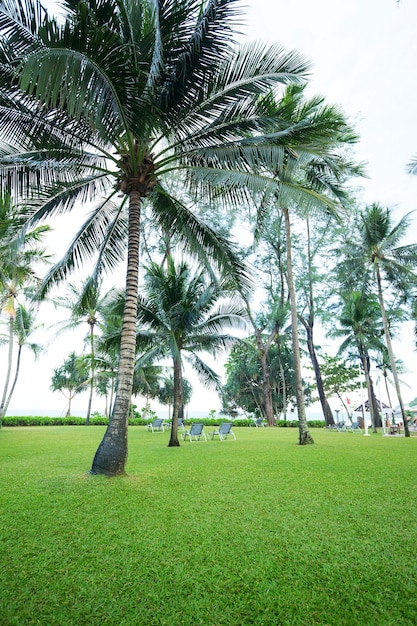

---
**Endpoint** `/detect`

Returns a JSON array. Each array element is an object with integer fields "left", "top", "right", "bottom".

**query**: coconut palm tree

[
  {"left": 332, "top": 290, "right": 387, "bottom": 432},
  {"left": 0, "top": 194, "right": 50, "bottom": 421},
  {"left": 50, "top": 351, "right": 89, "bottom": 417},
  {"left": 136, "top": 257, "right": 247, "bottom": 446},
  {"left": 339, "top": 204, "right": 417, "bottom": 436},
  {"left": 0, "top": 0, "right": 314, "bottom": 474},
  {"left": 53, "top": 277, "right": 116, "bottom": 424},
  {"left": 0, "top": 303, "right": 43, "bottom": 422}
]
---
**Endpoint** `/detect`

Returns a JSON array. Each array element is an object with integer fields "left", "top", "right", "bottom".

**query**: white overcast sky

[{"left": 4, "top": 0, "right": 417, "bottom": 416}]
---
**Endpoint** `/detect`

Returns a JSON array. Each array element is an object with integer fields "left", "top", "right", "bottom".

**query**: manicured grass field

[{"left": 1, "top": 426, "right": 416, "bottom": 625}]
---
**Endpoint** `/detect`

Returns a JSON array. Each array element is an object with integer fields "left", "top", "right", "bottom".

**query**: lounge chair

[
  {"left": 182, "top": 423, "right": 207, "bottom": 442},
  {"left": 146, "top": 418, "right": 164, "bottom": 432},
  {"left": 335, "top": 421, "right": 347, "bottom": 432},
  {"left": 164, "top": 417, "right": 185, "bottom": 431},
  {"left": 209, "top": 422, "right": 236, "bottom": 441},
  {"left": 347, "top": 421, "right": 362, "bottom": 433},
  {"left": 251, "top": 417, "right": 265, "bottom": 427}
]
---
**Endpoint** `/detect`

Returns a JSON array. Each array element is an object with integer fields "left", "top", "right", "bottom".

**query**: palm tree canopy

[
  {"left": 359, "top": 203, "right": 417, "bottom": 293},
  {"left": 0, "top": 0, "right": 316, "bottom": 294},
  {"left": 331, "top": 290, "right": 386, "bottom": 358},
  {"left": 0, "top": 193, "right": 50, "bottom": 314},
  {"left": 136, "top": 257, "right": 247, "bottom": 389}
]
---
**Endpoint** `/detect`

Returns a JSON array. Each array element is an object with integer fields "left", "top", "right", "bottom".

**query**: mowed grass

[{"left": 1, "top": 426, "right": 416, "bottom": 626}]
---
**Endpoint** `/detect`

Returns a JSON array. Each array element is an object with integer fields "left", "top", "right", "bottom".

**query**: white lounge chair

[
  {"left": 209, "top": 422, "right": 236, "bottom": 441},
  {"left": 182, "top": 423, "right": 207, "bottom": 442}
]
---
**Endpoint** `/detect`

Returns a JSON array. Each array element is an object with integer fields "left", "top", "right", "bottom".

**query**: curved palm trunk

[
  {"left": 0, "top": 315, "right": 14, "bottom": 424},
  {"left": 375, "top": 265, "right": 410, "bottom": 436},
  {"left": 91, "top": 191, "right": 141, "bottom": 474},
  {"left": 66, "top": 392, "right": 72, "bottom": 417},
  {"left": 283, "top": 207, "right": 313, "bottom": 445},
  {"left": 169, "top": 355, "right": 182, "bottom": 447},
  {"left": 3, "top": 344, "right": 22, "bottom": 417}
]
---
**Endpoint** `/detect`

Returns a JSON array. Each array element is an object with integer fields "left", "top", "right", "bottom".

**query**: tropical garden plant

[
  {"left": 136, "top": 257, "right": 247, "bottom": 446},
  {"left": 50, "top": 351, "right": 89, "bottom": 416},
  {"left": 0, "top": 193, "right": 49, "bottom": 422},
  {"left": 53, "top": 277, "right": 115, "bottom": 423},
  {"left": 0, "top": 303, "right": 43, "bottom": 421}
]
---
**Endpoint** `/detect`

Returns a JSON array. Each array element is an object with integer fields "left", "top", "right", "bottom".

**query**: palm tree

[
  {"left": 158, "top": 373, "right": 192, "bottom": 421},
  {"left": 0, "top": 0, "right": 312, "bottom": 474},
  {"left": 0, "top": 194, "right": 49, "bottom": 420},
  {"left": 50, "top": 352, "right": 89, "bottom": 417},
  {"left": 332, "top": 290, "right": 386, "bottom": 432},
  {"left": 53, "top": 278, "right": 115, "bottom": 424},
  {"left": 0, "top": 303, "right": 43, "bottom": 423},
  {"left": 136, "top": 257, "right": 246, "bottom": 446},
  {"left": 341, "top": 204, "right": 417, "bottom": 436}
]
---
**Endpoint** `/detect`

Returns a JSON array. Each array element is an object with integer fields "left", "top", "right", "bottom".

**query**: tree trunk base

[
  {"left": 168, "top": 440, "right": 180, "bottom": 447},
  {"left": 89, "top": 468, "right": 127, "bottom": 477},
  {"left": 299, "top": 431, "right": 314, "bottom": 445}
]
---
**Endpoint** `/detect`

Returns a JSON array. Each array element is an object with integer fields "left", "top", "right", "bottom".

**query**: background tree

[
  {"left": 337, "top": 203, "right": 417, "bottom": 436},
  {"left": 136, "top": 257, "right": 246, "bottom": 446},
  {"left": 223, "top": 337, "right": 296, "bottom": 419},
  {"left": 296, "top": 216, "right": 338, "bottom": 426},
  {"left": 253, "top": 85, "right": 361, "bottom": 444},
  {"left": 54, "top": 278, "right": 115, "bottom": 424},
  {"left": 331, "top": 290, "right": 386, "bottom": 431},
  {"left": 0, "top": 303, "right": 43, "bottom": 423},
  {"left": 50, "top": 352, "right": 89, "bottom": 417},
  {"left": 158, "top": 373, "right": 192, "bottom": 420},
  {"left": 0, "top": 193, "right": 49, "bottom": 420},
  {"left": 319, "top": 355, "right": 361, "bottom": 422}
]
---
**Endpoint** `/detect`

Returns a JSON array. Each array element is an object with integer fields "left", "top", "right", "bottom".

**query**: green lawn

[{"left": 1, "top": 426, "right": 416, "bottom": 625}]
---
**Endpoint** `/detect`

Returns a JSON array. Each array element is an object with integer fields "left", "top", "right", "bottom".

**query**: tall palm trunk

[
  {"left": 375, "top": 265, "right": 410, "bottom": 436},
  {"left": 91, "top": 190, "right": 142, "bottom": 474},
  {"left": 283, "top": 207, "right": 314, "bottom": 445},
  {"left": 0, "top": 315, "right": 14, "bottom": 424},
  {"left": 86, "top": 323, "right": 95, "bottom": 425},
  {"left": 169, "top": 355, "right": 182, "bottom": 447}
]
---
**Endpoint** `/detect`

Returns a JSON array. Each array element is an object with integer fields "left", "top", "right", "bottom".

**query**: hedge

[{"left": 1, "top": 415, "right": 326, "bottom": 428}]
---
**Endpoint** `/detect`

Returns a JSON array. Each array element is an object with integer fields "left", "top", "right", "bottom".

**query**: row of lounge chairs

[
  {"left": 328, "top": 421, "right": 362, "bottom": 433},
  {"left": 146, "top": 418, "right": 236, "bottom": 441}
]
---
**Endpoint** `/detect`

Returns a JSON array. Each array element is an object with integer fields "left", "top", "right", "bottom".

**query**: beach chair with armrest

[
  {"left": 182, "top": 423, "right": 207, "bottom": 442},
  {"left": 209, "top": 422, "right": 236, "bottom": 441},
  {"left": 146, "top": 418, "right": 164, "bottom": 432}
]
